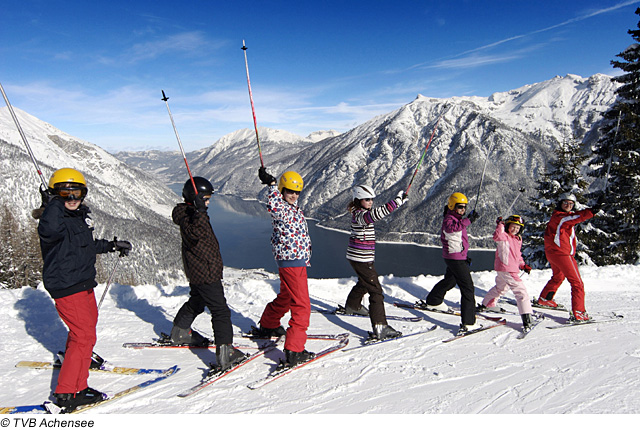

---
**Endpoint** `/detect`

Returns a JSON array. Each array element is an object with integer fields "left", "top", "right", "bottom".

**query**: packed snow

[{"left": 1, "top": 263, "right": 638, "bottom": 420}]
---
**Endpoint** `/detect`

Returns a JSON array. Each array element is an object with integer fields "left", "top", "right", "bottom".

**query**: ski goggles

[
  {"left": 56, "top": 187, "right": 87, "bottom": 200},
  {"left": 282, "top": 188, "right": 301, "bottom": 195},
  {"left": 455, "top": 204, "right": 467, "bottom": 210}
]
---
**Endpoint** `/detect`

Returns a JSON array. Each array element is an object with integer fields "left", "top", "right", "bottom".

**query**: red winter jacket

[{"left": 544, "top": 208, "right": 594, "bottom": 257}]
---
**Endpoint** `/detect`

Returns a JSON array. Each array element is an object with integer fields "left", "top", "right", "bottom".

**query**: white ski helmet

[
  {"left": 558, "top": 192, "right": 577, "bottom": 203},
  {"left": 353, "top": 185, "right": 376, "bottom": 200}
]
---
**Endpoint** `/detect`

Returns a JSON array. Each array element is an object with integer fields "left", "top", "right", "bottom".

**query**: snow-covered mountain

[
  {"left": 117, "top": 73, "right": 618, "bottom": 247},
  {"left": 0, "top": 107, "right": 185, "bottom": 285}
]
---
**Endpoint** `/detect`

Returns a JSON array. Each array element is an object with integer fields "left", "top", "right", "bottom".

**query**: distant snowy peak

[
  {"left": 306, "top": 130, "right": 342, "bottom": 142},
  {"left": 408, "top": 74, "right": 618, "bottom": 141}
]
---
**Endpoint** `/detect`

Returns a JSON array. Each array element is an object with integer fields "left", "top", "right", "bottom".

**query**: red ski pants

[
  {"left": 53, "top": 290, "right": 98, "bottom": 394},
  {"left": 259, "top": 266, "right": 309, "bottom": 352},
  {"left": 539, "top": 253, "right": 586, "bottom": 312}
]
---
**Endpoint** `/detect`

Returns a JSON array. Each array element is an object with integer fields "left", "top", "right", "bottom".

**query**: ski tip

[
  {"left": 161, "top": 90, "right": 168, "bottom": 101},
  {"left": 242, "top": 40, "right": 247, "bottom": 50}
]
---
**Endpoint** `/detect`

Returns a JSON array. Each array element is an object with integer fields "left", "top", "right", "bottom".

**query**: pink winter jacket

[{"left": 493, "top": 222, "right": 525, "bottom": 273}]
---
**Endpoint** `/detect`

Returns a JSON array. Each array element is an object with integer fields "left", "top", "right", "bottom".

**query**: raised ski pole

[
  {"left": 161, "top": 90, "right": 198, "bottom": 195},
  {"left": 506, "top": 187, "right": 526, "bottom": 214},
  {"left": 0, "top": 81, "right": 49, "bottom": 190},
  {"left": 242, "top": 40, "right": 265, "bottom": 168},
  {"left": 603, "top": 110, "right": 621, "bottom": 194},
  {"left": 472, "top": 124, "right": 497, "bottom": 213},
  {"left": 405, "top": 114, "right": 443, "bottom": 195}
]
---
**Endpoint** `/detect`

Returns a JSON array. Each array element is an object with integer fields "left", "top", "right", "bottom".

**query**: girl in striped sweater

[{"left": 343, "top": 185, "right": 407, "bottom": 340}]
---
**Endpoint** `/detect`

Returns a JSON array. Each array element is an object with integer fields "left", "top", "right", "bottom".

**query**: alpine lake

[{"left": 169, "top": 186, "right": 494, "bottom": 279}]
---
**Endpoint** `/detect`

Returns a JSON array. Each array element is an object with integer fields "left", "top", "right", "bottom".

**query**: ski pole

[
  {"left": 0, "top": 81, "right": 49, "bottom": 190},
  {"left": 472, "top": 124, "right": 497, "bottom": 212},
  {"left": 241, "top": 40, "right": 265, "bottom": 168},
  {"left": 97, "top": 256, "right": 121, "bottom": 311},
  {"left": 603, "top": 110, "right": 621, "bottom": 194},
  {"left": 506, "top": 187, "right": 526, "bottom": 214},
  {"left": 161, "top": 90, "right": 198, "bottom": 195},
  {"left": 405, "top": 114, "right": 443, "bottom": 194}
]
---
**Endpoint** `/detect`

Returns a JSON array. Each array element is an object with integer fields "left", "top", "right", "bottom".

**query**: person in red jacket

[{"left": 535, "top": 193, "right": 596, "bottom": 321}]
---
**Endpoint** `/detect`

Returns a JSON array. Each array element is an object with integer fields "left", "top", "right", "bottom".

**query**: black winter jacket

[
  {"left": 38, "top": 198, "right": 112, "bottom": 299},
  {"left": 172, "top": 203, "right": 223, "bottom": 285}
]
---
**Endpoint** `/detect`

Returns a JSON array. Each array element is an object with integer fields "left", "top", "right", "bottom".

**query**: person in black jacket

[
  {"left": 170, "top": 177, "right": 245, "bottom": 371},
  {"left": 35, "top": 168, "right": 131, "bottom": 412}
]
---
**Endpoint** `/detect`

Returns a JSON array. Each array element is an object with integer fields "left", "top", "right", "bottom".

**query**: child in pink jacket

[{"left": 479, "top": 215, "right": 534, "bottom": 332}]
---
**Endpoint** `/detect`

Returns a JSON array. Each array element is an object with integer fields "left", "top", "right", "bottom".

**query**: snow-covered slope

[{"left": 1, "top": 264, "right": 638, "bottom": 414}]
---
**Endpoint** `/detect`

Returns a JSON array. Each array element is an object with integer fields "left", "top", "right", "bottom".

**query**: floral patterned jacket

[{"left": 266, "top": 185, "right": 311, "bottom": 265}]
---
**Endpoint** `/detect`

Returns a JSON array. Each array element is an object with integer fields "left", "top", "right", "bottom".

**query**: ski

[
  {"left": 343, "top": 325, "right": 438, "bottom": 352},
  {"left": 1, "top": 365, "right": 179, "bottom": 414},
  {"left": 516, "top": 315, "right": 545, "bottom": 340},
  {"left": 1, "top": 404, "right": 51, "bottom": 414},
  {"left": 476, "top": 305, "right": 520, "bottom": 316},
  {"left": 442, "top": 319, "right": 507, "bottom": 343},
  {"left": 176, "top": 338, "right": 283, "bottom": 398},
  {"left": 312, "top": 305, "right": 422, "bottom": 322},
  {"left": 532, "top": 300, "right": 569, "bottom": 312},
  {"left": 247, "top": 334, "right": 349, "bottom": 390},
  {"left": 122, "top": 332, "right": 216, "bottom": 349},
  {"left": 393, "top": 302, "right": 503, "bottom": 322},
  {"left": 546, "top": 313, "right": 624, "bottom": 329},
  {"left": 15, "top": 361, "right": 170, "bottom": 375},
  {"left": 238, "top": 330, "right": 347, "bottom": 341}
]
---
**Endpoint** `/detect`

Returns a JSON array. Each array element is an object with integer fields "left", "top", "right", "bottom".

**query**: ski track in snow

[{"left": 1, "top": 264, "right": 639, "bottom": 414}]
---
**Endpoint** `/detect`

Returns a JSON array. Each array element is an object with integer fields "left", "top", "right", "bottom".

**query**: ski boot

[
  {"left": 249, "top": 324, "right": 287, "bottom": 338},
  {"left": 57, "top": 351, "right": 105, "bottom": 369},
  {"left": 476, "top": 303, "right": 506, "bottom": 313},
  {"left": 534, "top": 297, "right": 560, "bottom": 308},
  {"left": 416, "top": 300, "right": 449, "bottom": 312},
  {"left": 214, "top": 344, "right": 248, "bottom": 372},
  {"left": 284, "top": 349, "right": 316, "bottom": 367},
  {"left": 457, "top": 322, "right": 483, "bottom": 336},
  {"left": 372, "top": 324, "right": 402, "bottom": 341},
  {"left": 569, "top": 310, "right": 591, "bottom": 323},
  {"left": 521, "top": 313, "right": 533, "bottom": 332},
  {"left": 169, "top": 325, "right": 209, "bottom": 346},
  {"left": 342, "top": 304, "right": 369, "bottom": 316},
  {"left": 54, "top": 387, "right": 106, "bottom": 412}
]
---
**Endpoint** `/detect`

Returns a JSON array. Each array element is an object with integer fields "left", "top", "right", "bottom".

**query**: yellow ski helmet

[
  {"left": 447, "top": 192, "right": 468, "bottom": 210},
  {"left": 278, "top": 171, "right": 304, "bottom": 193},
  {"left": 505, "top": 214, "right": 525, "bottom": 228},
  {"left": 48, "top": 168, "right": 87, "bottom": 189}
]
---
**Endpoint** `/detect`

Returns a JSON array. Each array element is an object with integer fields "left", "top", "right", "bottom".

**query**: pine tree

[
  {"left": 522, "top": 132, "right": 589, "bottom": 267},
  {"left": 585, "top": 7, "right": 640, "bottom": 265},
  {"left": 0, "top": 205, "right": 42, "bottom": 288}
]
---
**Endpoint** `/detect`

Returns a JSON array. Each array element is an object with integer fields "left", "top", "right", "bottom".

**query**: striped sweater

[{"left": 346, "top": 197, "right": 402, "bottom": 262}]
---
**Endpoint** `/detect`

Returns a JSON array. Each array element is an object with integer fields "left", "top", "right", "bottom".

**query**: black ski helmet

[{"left": 182, "top": 177, "right": 214, "bottom": 203}]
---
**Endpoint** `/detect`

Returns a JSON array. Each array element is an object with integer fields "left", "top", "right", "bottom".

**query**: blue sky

[{"left": 1, "top": 0, "right": 639, "bottom": 153}]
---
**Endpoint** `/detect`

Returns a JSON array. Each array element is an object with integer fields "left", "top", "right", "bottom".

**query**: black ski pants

[
  {"left": 173, "top": 280, "right": 233, "bottom": 345},
  {"left": 346, "top": 260, "right": 387, "bottom": 326},
  {"left": 426, "top": 258, "right": 476, "bottom": 326}
]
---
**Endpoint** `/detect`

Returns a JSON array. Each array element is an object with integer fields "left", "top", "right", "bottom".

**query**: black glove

[
  {"left": 258, "top": 166, "right": 276, "bottom": 185},
  {"left": 523, "top": 264, "right": 532, "bottom": 274},
  {"left": 39, "top": 185, "right": 54, "bottom": 208},
  {"left": 110, "top": 237, "right": 132, "bottom": 256},
  {"left": 496, "top": 216, "right": 503, "bottom": 224},
  {"left": 468, "top": 210, "right": 479, "bottom": 223},
  {"left": 194, "top": 193, "right": 208, "bottom": 212}
]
